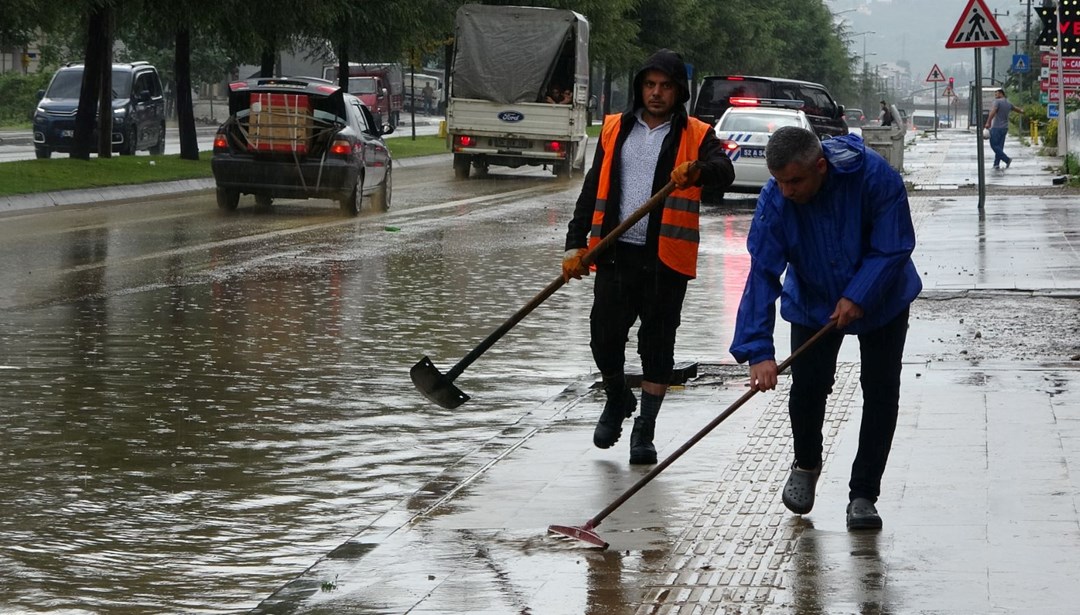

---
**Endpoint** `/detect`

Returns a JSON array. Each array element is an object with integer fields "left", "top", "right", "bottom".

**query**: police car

[{"left": 713, "top": 99, "right": 814, "bottom": 194}]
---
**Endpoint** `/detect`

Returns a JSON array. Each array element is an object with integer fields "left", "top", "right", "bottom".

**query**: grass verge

[
  {"left": 0, "top": 155, "right": 213, "bottom": 197},
  {"left": 0, "top": 126, "right": 599, "bottom": 198},
  {"left": 0, "top": 134, "right": 451, "bottom": 198}
]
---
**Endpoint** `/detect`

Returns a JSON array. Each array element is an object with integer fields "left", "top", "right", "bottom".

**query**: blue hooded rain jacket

[{"left": 729, "top": 134, "right": 922, "bottom": 366}]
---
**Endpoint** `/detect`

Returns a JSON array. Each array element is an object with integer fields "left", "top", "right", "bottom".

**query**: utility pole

[
  {"left": 1024, "top": 0, "right": 1032, "bottom": 91},
  {"left": 992, "top": 8, "right": 1010, "bottom": 83}
]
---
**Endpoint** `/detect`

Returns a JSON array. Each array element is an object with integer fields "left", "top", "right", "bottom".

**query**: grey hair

[{"left": 765, "top": 126, "right": 823, "bottom": 171}]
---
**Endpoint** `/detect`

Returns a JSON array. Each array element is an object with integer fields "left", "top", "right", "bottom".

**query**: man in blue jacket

[{"left": 729, "top": 126, "right": 921, "bottom": 530}]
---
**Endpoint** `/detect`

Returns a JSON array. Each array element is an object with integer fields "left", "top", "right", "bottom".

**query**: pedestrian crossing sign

[
  {"left": 945, "top": 0, "right": 1010, "bottom": 48},
  {"left": 926, "top": 64, "right": 946, "bottom": 82},
  {"left": 1011, "top": 54, "right": 1031, "bottom": 73}
]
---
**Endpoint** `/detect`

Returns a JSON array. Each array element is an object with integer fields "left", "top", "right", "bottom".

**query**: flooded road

[{"left": 0, "top": 160, "right": 755, "bottom": 613}]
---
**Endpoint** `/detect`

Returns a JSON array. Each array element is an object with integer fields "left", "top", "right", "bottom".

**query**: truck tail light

[
  {"left": 454, "top": 135, "right": 476, "bottom": 148},
  {"left": 544, "top": 141, "right": 564, "bottom": 153},
  {"left": 330, "top": 140, "right": 352, "bottom": 155}
]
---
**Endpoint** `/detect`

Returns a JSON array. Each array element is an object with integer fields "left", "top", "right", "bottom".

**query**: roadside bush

[
  {"left": 0, "top": 72, "right": 52, "bottom": 127},
  {"left": 1045, "top": 118, "right": 1059, "bottom": 146}
]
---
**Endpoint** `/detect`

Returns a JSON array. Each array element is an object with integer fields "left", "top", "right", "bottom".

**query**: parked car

[
  {"left": 844, "top": 107, "right": 866, "bottom": 128},
  {"left": 211, "top": 76, "right": 393, "bottom": 215},
  {"left": 693, "top": 75, "right": 847, "bottom": 139},
  {"left": 32, "top": 61, "right": 166, "bottom": 159},
  {"left": 710, "top": 102, "right": 815, "bottom": 199}
]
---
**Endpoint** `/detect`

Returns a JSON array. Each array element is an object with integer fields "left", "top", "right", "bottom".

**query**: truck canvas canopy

[{"left": 452, "top": 4, "right": 588, "bottom": 104}]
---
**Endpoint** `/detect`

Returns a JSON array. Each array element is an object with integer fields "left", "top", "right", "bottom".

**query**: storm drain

[{"left": 636, "top": 363, "right": 860, "bottom": 614}]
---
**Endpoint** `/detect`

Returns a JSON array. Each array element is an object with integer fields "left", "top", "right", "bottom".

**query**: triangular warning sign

[
  {"left": 945, "top": 0, "right": 1010, "bottom": 48},
  {"left": 926, "top": 63, "right": 946, "bottom": 82}
]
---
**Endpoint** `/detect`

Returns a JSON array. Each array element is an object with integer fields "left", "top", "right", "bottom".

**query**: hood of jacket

[
  {"left": 631, "top": 49, "right": 691, "bottom": 111},
  {"left": 822, "top": 133, "right": 868, "bottom": 175}
]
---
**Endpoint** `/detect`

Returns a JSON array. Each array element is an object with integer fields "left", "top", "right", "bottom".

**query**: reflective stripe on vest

[{"left": 589, "top": 114, "right": 710, "bottom": 278}]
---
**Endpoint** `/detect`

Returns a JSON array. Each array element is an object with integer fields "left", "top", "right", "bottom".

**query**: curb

[{"left": 0, "top": 178, "right": 216, "bottom": 213}]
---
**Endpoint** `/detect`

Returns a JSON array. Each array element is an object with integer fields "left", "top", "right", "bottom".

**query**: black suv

[
  {"left": 693, "top": 75, "right": 848, "bottom": 139},
  {"left": 33, "top": 61, "right": 166, "bottom": 159}
]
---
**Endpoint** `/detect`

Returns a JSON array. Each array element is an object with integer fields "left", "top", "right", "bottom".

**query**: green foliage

[
  {"left": 3, "top": 0, "right": 858, "bottom": 115},
  {"left": 1045, "top": 118, "right": 1058, "bottom": 146},
  {"left": 0, "top": 71, "right": 51, "bottom": 125}
]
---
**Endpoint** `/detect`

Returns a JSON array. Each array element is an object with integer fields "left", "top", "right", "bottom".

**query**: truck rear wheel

[{"left": 453, "top": 154, "right": 471, "bottom": 180}]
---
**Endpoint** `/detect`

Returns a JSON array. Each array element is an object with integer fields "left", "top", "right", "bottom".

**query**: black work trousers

[
  {"left": 788, "top": 307, "right": 909, "bottom": 503},
  {"left": 590, "top": 243, "right": 688, "bottom": 384}
]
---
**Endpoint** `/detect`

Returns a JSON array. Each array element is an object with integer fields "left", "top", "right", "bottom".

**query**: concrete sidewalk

[{"left": 247, "top": 129, "right": 1080, "bottom": 614}]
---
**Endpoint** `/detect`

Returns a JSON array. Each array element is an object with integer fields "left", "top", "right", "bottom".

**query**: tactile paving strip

[{"left": 636, "top": 363, "right": 860, "bottom": 614}]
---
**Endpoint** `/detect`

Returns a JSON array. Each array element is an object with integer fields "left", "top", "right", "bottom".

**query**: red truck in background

[{"left": 323, "top": 62, "right": 404, "bottom": 129}]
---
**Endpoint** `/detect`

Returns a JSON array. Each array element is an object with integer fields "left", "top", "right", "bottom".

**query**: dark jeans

[
  {"left": 788, "top": 307, "right": 909, "bottom": 503},
  {"left": 590, "top": 243, "right": 688, "bottom": 384},
  {"left": 989, "top": 126, "right": 1010, "bottom": 167}
]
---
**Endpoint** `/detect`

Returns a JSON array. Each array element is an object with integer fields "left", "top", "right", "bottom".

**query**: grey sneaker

[{"left": 846, "top": 497, "right": 883, "bottom": 530}]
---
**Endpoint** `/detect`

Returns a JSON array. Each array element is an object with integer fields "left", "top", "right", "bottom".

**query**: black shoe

[
  {"left": 846, "top": 497, "right": 883, "bottom": 530},
  {"left": 628, "top": 416, "right": 657, "bottom": 464},
  {"left": 781, "top": 463, "right": 821, "bottom": 514},
  {"left": 593, "top": 387, "right": 636, "bottom": 449}
]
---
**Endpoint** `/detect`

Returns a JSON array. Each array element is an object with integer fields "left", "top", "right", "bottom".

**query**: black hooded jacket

[{"left": 564, "top": 49, "right": 734, "bottom": 277}]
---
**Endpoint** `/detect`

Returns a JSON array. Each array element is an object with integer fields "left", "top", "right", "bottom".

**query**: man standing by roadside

[
  {"left": 985, "top": 88, "right": 1022, "bottom": 170},
  {"left": 422, "top": 82, "right": 435, "bottom": 115},
  {"left": 729, "top": 127, "right": 921, "bottom": 530},
  {"left": 562, "top": 49, "right": 734, "bottom": 465}
]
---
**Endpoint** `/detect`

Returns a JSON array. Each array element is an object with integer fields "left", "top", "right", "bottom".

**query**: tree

[{"left": 72, "top": 1, "right": 112, "bottom": 160}]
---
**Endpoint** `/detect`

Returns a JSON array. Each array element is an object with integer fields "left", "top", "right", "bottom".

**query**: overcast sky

[{"left": 825, "top": 0, "right": 1034, "bottom": 81}]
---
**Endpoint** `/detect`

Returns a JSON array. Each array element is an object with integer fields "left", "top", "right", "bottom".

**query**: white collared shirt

[{"left": 618, "top": 110, "right": 672, "bottom": 246}]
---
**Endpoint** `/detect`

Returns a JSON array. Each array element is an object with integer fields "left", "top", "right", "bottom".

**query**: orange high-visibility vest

[{"left": 588, "top": 113, "right": 709, "bottom": 278}]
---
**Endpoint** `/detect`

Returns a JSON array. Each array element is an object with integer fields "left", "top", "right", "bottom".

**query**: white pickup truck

[{"left": 447, "top": 4, "right": 589, "bottom": 179}]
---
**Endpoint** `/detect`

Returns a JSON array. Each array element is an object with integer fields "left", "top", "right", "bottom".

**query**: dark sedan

[{"left": 211, "top": 77, "right": 393, "bottom": 215}]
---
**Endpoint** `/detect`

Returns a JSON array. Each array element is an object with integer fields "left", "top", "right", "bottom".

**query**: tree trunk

[
  {"left": 96, "top": 5, "right": 114, "bottom": 158},
  {"left": 174, "top": 27, "right": 198, "bottom": 161},
  {"left": 260, "top": 49, "right": 275, "bottom": 78},
  {"left": 73, "top": 6, "right": 107, "bottom": 160},
  {"left": 336, "top": 41, "right": 349, "bottom": 92},
  {"left": 602, "top": 67, "right": 612, "bottom": 116}
]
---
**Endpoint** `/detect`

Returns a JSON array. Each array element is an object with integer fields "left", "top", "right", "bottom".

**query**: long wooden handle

[
  {"left": 444, "top": 180, "right": 680, "bottom": 382},
  {"left": 587, "top": 319, "right": 839, "bottom": 528}
]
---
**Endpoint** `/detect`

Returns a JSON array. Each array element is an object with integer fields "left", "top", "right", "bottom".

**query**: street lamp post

[{"left": 851, "top": 31, "right": 877, "bottom": 111}]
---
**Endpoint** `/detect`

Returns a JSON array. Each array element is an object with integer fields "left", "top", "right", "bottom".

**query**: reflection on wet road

[{"left": 0, "top": 161, "right": 755, "bottom": 612}]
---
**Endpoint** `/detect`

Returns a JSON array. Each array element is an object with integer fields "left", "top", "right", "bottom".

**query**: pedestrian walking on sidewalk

[
  {"left": 985, "top": 89, "right": 1022, "bottom": 170},
  {"left": 729, "top": 127, "right": 922, "bottom": 530},
  {"left": 563, "top": 49, "right": 734, "bottom": 465},
  {"left": 879, "top": 100, "right": 894, "bottom": 127}
]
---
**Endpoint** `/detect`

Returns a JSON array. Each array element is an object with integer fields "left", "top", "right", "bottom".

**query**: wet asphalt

[{"left": 242, "top": 129, "right": 1080, "bottom": 614}]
